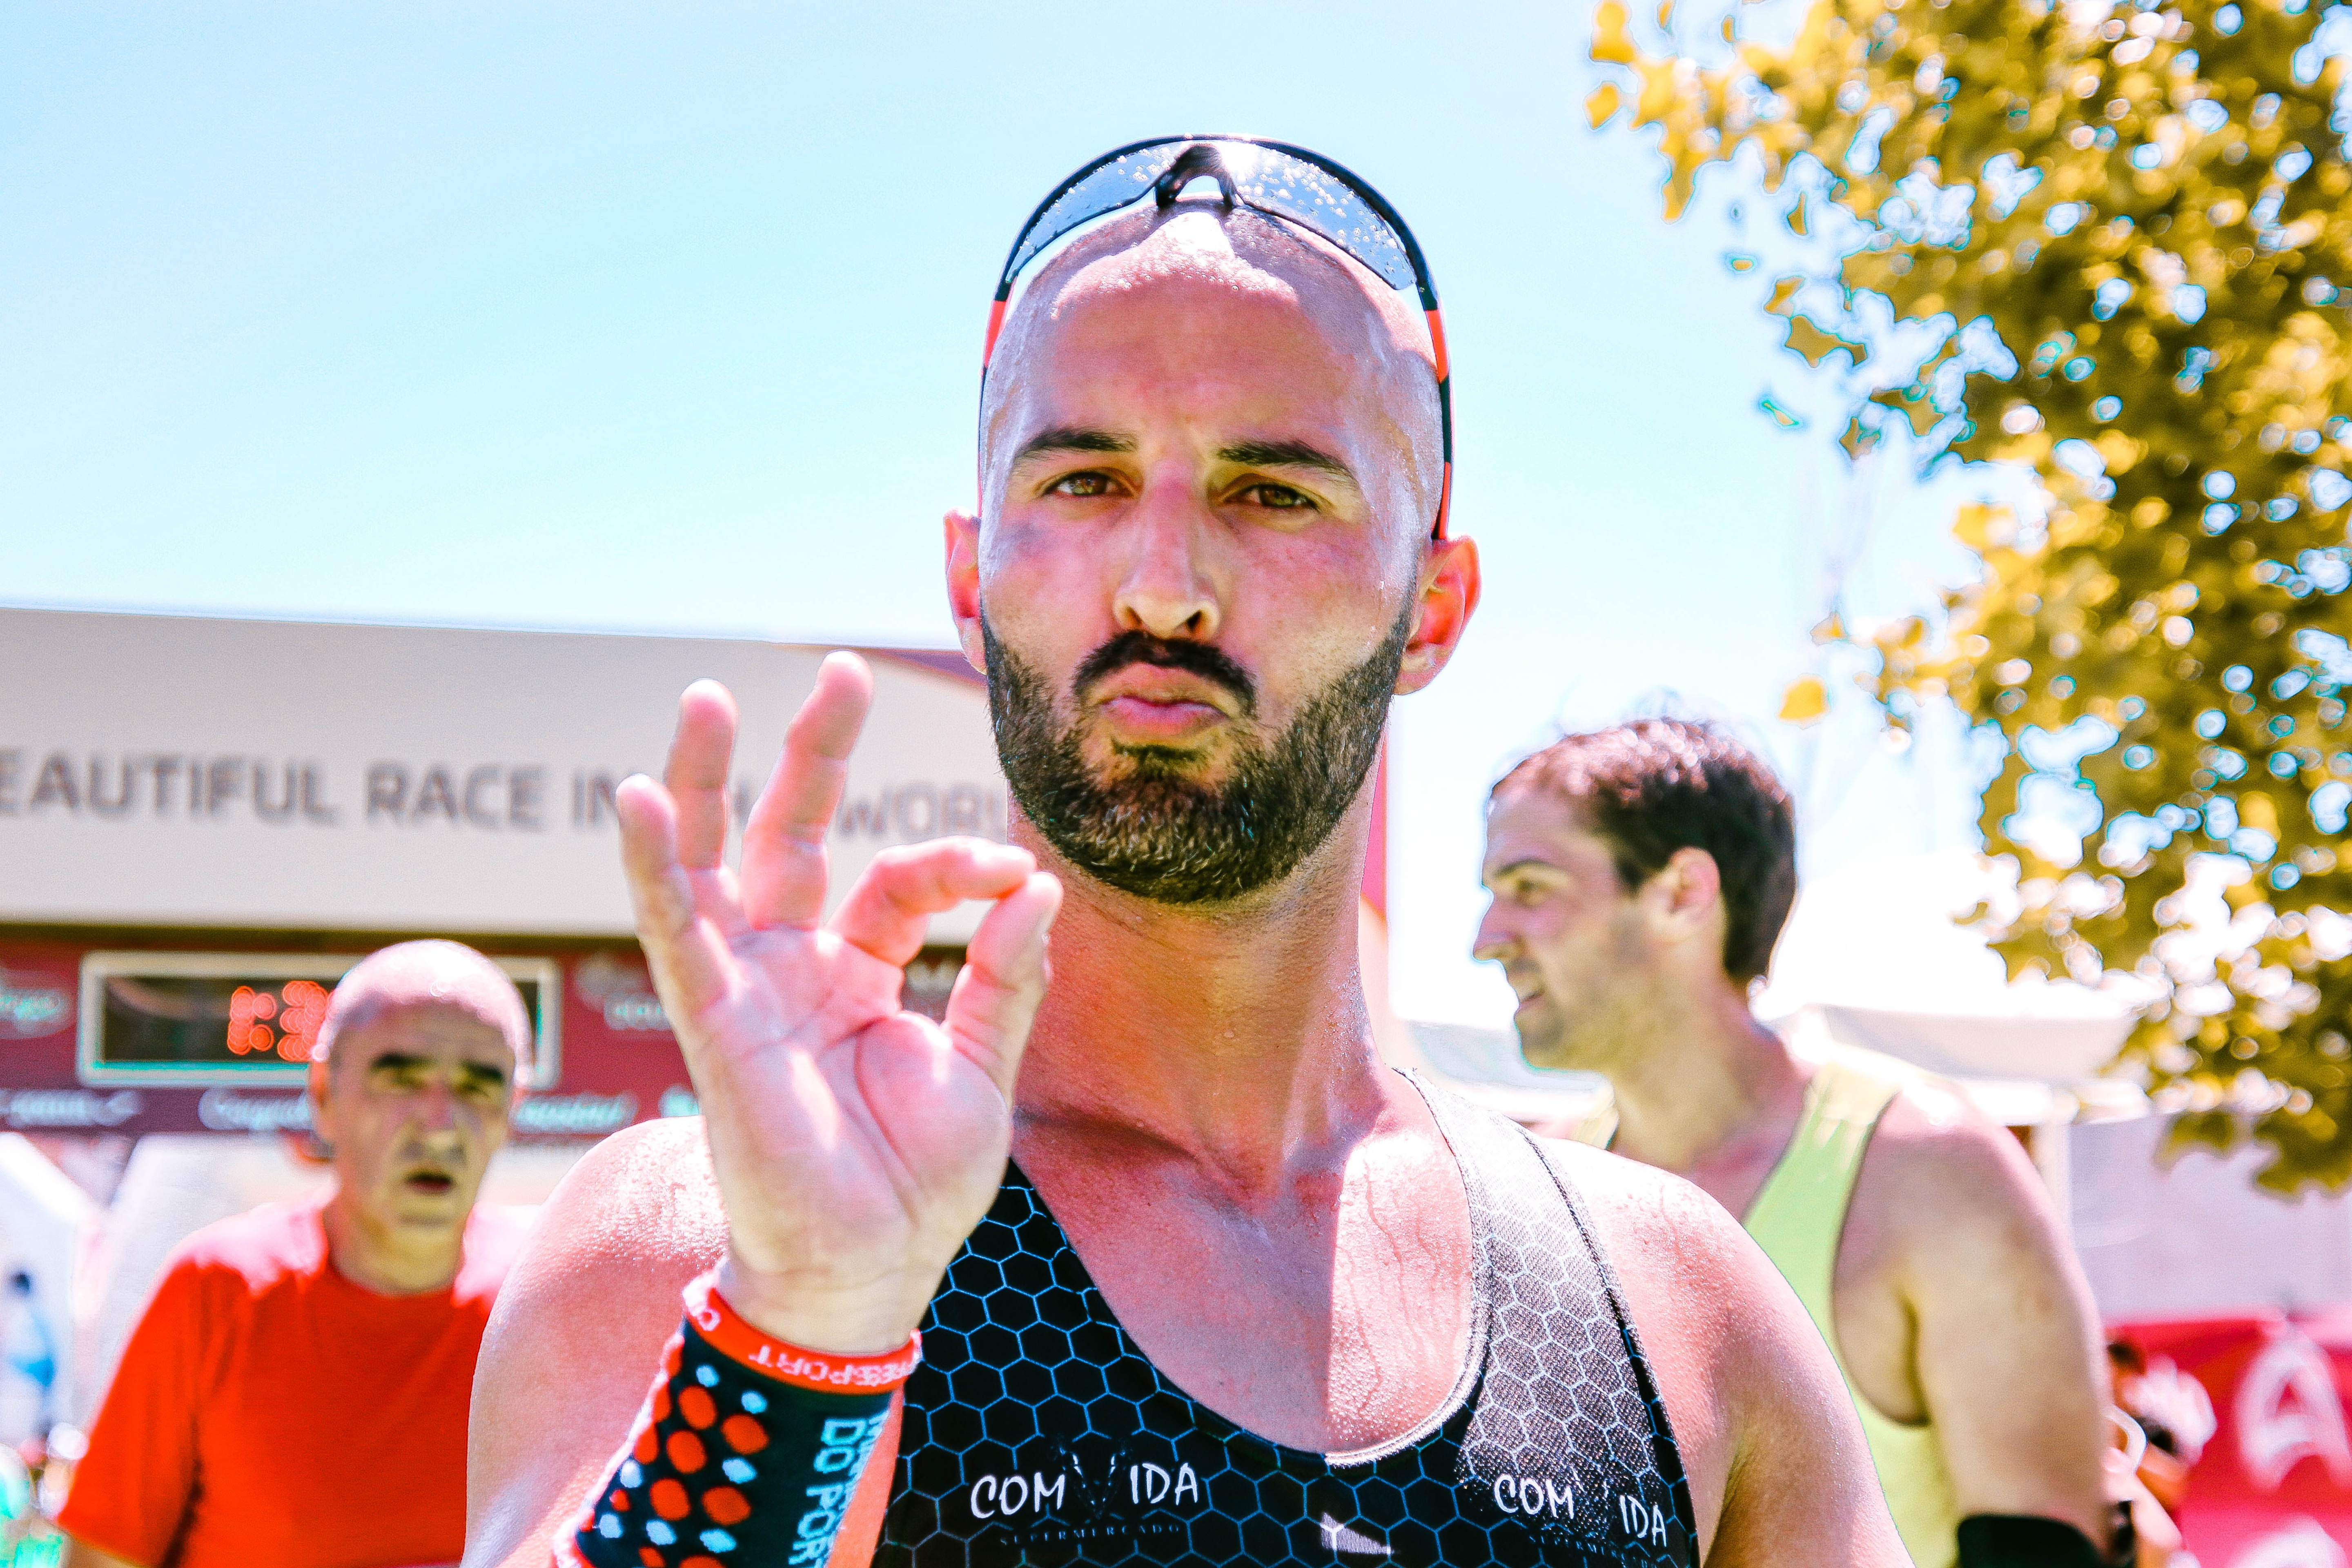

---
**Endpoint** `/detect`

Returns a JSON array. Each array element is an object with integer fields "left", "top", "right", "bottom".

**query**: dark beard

[{"left": 984, "top": 611, "right": 1409, "bottom": 906}]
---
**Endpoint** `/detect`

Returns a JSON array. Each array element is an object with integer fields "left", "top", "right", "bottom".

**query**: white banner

[{"left": 0, "top": 609, "right": 1004, "bottom": 940}]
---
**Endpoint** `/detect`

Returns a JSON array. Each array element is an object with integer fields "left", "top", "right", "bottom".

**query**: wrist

[
  {"left": 573, "top": 1298, "right": 901, "bottom": 1568},
  {"left": 688, "top": 1273, "right": 920, "bottom": 1390},
  {"left": 714, "top": 1250, "right": 929, "bottom": 1356}
]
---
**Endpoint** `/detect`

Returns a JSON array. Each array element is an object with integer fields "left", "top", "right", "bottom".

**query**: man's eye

[
  {"left": 1049, "top": 472, "right": 1118, "bottom": 498},
  {"left": 1238, "top": 483, "right": 1315, "bottom": 510}
]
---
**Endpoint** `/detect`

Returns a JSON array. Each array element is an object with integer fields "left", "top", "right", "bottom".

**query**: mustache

[{"left": 1074, "top": 631, "right": 1257, "bottom": 719}]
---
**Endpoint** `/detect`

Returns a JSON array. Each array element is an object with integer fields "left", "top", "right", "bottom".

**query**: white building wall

[{"left": 2070, "top": 1114, "right": 2352, "bottom": 1322}]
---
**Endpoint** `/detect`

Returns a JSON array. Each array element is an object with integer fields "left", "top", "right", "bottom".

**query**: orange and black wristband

[{"left": 570, "top": 1276, "right": 917, "bottom": 1568}]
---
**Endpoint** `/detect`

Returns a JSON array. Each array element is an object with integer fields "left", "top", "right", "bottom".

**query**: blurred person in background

[
  {"left": 2105, "top": 1339, "right": 2197, "bottom": 1504},
  {"left": 0, "top": 1271, "right": 56, "bottom": 1458},
  {"left": 1, "top": 1437, "right": 40, "bottom": 1565},
  {"left": 1475, "top": 719, "right": 2117, "bottom": 1568},
  {"left": 59, "top": 940, "right": 530, "bottom": 1568},
  {"left": 2105, "top": 1340, "right": 2194, "bottom": 1566}
]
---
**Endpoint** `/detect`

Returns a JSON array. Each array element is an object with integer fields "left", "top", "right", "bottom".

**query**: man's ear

[
  {"left": 944, "top": 509, "right": 985, "bottom": 676},
  {"left": 1396, "top": 534, "right": 1481, "bottom": 695},
  {"left": 307, "top": 1056, "right": 336, "bottom": 1145},
  {"left": 1645, "top": 846, "right": 1726, "bottom": 947}
]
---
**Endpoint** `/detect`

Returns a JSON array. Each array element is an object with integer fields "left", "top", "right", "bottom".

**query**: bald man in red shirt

[{"left": 61, "top": 941, "right": 531, "bottom": 1568}]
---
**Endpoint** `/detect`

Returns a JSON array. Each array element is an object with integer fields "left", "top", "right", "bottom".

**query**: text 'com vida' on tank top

[{"left": 876, "top": 1074, "right": 1697, "bottom": 1567}]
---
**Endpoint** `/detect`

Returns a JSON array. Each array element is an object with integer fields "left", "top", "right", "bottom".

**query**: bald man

[
  {"left": 466, "top": 140, "right": 1905, "bottom": 1567},
  {"left": 62, "top": 940, "right": 532, "bottom": 1568}
]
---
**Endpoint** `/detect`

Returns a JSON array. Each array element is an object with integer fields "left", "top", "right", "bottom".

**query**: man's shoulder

[
  {"left": 164, "top": 1196, "right": 330, "bottom": 1294},
  {"left": 455, "top": 1203, "right": 539, "bottom": 1299},
  {"left": 470, "top": 1116, "right": 727, "bottom": 1465},
  {"left": 1525, "top": 1131, "right": 1757, "bottom": 1281},
  {"left": 508, "top": 1116, "right": 728, "bottom": 1285},
  {"left": 1521, "top": 1129, "right": 1884, "bottom": 1548},
  {"left": 1852, "top": 1070, "right": 2062, "bottom": 1259},
  {"left": 1865, "top": 1073, "right": 2043, "bottom": 1195},
  {"left": 569, "top": 1113, "right": 724, "bottom": 1222}
]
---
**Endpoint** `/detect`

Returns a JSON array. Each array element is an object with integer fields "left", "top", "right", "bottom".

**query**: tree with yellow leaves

[{"left": 1589, "top": 0, "right": 2352, "bottom": 1184}]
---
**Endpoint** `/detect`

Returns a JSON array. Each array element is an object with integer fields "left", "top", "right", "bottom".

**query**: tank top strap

[
  {"left": 1740, "top": 1047, "right": 1911, "bottom": 1323},
  {"left": 1738, "top": 1049, "right": 1967, "bottom": 1568},
  {"left": 1405, "top": 1072, "right": 1699, "bottom": 1567}
]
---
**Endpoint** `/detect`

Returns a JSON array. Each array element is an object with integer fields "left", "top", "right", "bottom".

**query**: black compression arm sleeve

[
  {"left": 1957, "top": 1514, "right": 2111, "bottom": 1568},
  {"left": 573, "top": 1318, "right": 893, "bottom": 1568}
]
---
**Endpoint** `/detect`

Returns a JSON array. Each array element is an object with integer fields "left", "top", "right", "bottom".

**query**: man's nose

[
  {"left": 1111, "top": 467, "right": 1220, "bottom": 641},
  {"left": 408, "top": 1082, "right": 463, "bottom": 1136},
  {"left": 1472, "top": 911, "right": 1515, "bottom": 963}
]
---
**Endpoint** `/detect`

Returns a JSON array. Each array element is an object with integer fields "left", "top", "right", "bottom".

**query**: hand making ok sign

[{"left": 615, "top": 654, "right": 1060, "bottom": 1356}]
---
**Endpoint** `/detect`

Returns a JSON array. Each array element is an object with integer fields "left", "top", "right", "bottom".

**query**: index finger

[
  {"left": 739, "top": 652, "right": 873, "bottom": 929},
  {"left": 943, "top": 870, "right": 1062, "bottom": 1099},
  {"left": 663, "top": 680, "right": 739, "bottom": 872}
]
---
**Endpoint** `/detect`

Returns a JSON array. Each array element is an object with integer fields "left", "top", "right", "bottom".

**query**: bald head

[
  {"left": 316, "top": 940, "right": 530, "bottom": 1075},
  {"left": 980, "top": 202, "right": 1444, "bottom": 542}
]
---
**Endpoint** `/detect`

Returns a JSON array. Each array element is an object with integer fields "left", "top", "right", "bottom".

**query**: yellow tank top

[{"left": 1564, "top": 1048, "right": 1964, "bottom": 1568}]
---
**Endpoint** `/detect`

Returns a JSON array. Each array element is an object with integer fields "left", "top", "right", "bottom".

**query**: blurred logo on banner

[
  {"left": 0, "top": 972, "right": 71, "bottom": 1040},
  {"left": 2242, "top": 1331, "right": 2352, "bottom": 1493},
  {"left": 2233, "top": 1517, "right": 2347, "bottom": 1568}
]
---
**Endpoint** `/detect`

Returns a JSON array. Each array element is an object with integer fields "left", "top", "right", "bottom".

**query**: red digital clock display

[
  {"left": 79, "top": 953, "right": 559, "bottom": 1087},
  {"left": 225, "top": 980, "right": 333, "bottom": 1062}
]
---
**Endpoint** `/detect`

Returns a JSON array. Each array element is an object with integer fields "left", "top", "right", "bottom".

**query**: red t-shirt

[{"left": 60, "top": 1195, "right": 527, "bottom": 1568}]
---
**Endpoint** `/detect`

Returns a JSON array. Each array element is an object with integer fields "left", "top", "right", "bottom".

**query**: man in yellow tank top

[{"left": 1474, "top": 720, "right": 2119, "bottom": 1568}]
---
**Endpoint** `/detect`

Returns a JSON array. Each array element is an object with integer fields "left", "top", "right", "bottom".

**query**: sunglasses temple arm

[
  {"left": 1426, "top": 307, "right": 1453, "bottom": 539},
  {"left": 982, "top": 297, "right": 1010, "bottom": 368}
]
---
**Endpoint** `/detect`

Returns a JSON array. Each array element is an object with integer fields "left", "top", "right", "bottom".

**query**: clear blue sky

[{"left": 1, "top": 1, "right": 1993, "bottom": 1025}]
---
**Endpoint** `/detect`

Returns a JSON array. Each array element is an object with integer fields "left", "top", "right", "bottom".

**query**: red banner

[
  {"left": 0, "top": 938, "right": 966, "bottom": 1141},
  {"left": 2116, "top": 1315, "right": 2352, "bottom": 1566}
]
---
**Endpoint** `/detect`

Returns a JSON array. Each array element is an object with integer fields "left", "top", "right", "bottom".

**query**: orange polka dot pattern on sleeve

[{"left": 572, "top": 1314, "right": 897, "bottom": 1568}]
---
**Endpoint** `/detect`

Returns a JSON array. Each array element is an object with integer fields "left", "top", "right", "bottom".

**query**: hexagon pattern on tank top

[{"left": 877, "top": 1078, "right": 1697, "bottom": 1567}]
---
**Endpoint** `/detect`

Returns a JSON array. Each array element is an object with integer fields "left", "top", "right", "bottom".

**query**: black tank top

[{"left": 877, "top": 1076, "right": 1697, "bottom": 1567}]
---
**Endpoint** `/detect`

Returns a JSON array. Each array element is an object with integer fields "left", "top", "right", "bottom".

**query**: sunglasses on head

[{"left": 984, "top": 136, "right": 1452, "bottom": 539}]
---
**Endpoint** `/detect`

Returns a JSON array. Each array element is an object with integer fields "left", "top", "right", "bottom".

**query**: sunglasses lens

[
  {"left": 1005, "top": 140, "right": 1417, "bottom": 300},
  {"left": 1005, "top": 145, "right": 1187, "bottom": 283},
  {"left": 1219, "top": 145, "right": 1417, "bottom": 295}
]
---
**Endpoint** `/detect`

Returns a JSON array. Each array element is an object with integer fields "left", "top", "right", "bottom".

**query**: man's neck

[
  {"left": 1597, "top": 975, "right": 1809, "bottom": 1187},
  {"left": 321, "top": 1190, "right": 466, "bottom": 1295},
  {"left": 1009, "top": 801, "right": 1396, "bottom": 1190}
]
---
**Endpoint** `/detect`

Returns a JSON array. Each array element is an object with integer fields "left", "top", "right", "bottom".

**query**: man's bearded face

[{"left": 984, "top": 610, "right": 1408, "bottom": 906}]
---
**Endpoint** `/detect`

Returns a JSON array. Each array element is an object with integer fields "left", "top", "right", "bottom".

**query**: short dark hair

[{"left": 1492, "top": 719, "right": 1797, "bottom": 984}]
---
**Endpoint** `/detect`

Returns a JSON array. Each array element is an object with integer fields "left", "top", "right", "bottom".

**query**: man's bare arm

[
  {"left": 1566, "top": 1142, "right": 1910, "bottom": 1566},
  {"left": 462, "top": 1119, "right": 728, "bottom": 1568},
  {"left": 1888, "top": 1098, "right": 2111, "bottom": 1541},
  {"left": 463, "top": 1093, "right": 904, "bottom": 1568},
  {"left": 466, "top": 668, "right": 1055, "bottom": 1568}
]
